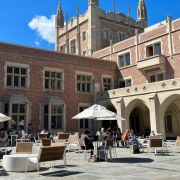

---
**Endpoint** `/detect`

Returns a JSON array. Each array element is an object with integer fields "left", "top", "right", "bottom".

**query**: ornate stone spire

[
  {"left": 138, "top": 0, "right": 147, "bottom": 21},
  {"left": 113, "top": 0, "right": 115, "bottom": 13},
  {"left": 128, "top": 4, "right": 130, "bottom": 17},
  {"left": 55, "top": 2, "right": 64, "bottom": 28},
  {"left": 88, "top": 0, "right": 99, "bottom": 6}
]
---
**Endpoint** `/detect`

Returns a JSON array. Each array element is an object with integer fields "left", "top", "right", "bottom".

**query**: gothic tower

[
  {"left": 137, "top": 0, "right": 148, "bottom": 28},
  {"left": 88, "top": 0, "right": 99, "bottom": 6},
  {"left": 55, "top": 2, "right": 64, "bottom": 51}
]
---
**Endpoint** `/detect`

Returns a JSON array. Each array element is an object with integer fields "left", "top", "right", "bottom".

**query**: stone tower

[
  {"left": 88, "top": 0, "right": 100, "bottom": 56},
  {"left": 55, "top": 2, "right": 64, "bottom": 51},
  {"left": 137, "top": 0, "right": 148, "bottom": 27}
]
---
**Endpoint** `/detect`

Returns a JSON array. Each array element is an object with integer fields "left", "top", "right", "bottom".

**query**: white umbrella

[
  {"left": 0, "top": 113, "right": 11, "bottom": 122},
  {"left": 97, "top": 114, "right": 125, "bottom": 121},
  {"left": 72, "top": 104, "right": 125, "bottom": 120}
]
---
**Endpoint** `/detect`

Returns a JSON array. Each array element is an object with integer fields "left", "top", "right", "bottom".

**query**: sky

[{"left": 0, "top": 0, "right": 180, "bottom": 51}]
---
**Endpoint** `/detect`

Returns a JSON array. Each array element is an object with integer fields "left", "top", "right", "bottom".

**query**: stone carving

[
  {"left": 134, "top": 88, "right": 138, "bottom": 92},
  {"left": 162, "top": 83, "right": 166, "bottom": 87},
  {"left": 112, "top": 91, "right": 116, "bottom": 95},
  {"left": 143, "top": 86, "right": 147, "bottom": 90},
  {"left": 172, "top": 81, "right": 177, "bottom": 86},
  {"left": 127, "top": 89, "right": 130, "bottom": 93}
]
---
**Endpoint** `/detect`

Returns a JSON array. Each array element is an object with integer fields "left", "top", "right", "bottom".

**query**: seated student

[
  {"left": 96, "top": 128, "right": 101, "bottom": 136},
  {"left": 98, "top": 129, "right": 114, "bottom": 160},
  {"left": 81, "top": 130, "right": 94, "bottom": 155},
  {"left": 18, "top": 128, "right": 25, "bottom": 138},
  {"left": 45, "top": 132, "right": 55, "bottom": 143},
  {"left": 130, "top": 129, "right": 136, "bottom": 139},
  {"left": 116, "top": 128, "right": 122, "bottom": 135},
  {"left": 41, "top": 128, "right": 47, "bottom": 134},
  {"left": 151, "top": 130, "right": 159, "bottom": 136}
]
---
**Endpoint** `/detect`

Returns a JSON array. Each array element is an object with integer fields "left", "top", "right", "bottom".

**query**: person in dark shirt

[{"left": 45, "top": 132, "right": 55, "bottom": 143}]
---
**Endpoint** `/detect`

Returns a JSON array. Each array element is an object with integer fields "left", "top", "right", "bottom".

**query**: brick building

[{"left": 55, "top": 0, "right": 148, "bottom": 56}]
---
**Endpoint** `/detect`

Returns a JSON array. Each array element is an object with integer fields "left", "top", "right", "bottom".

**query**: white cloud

[
  {"left": 35, "top": 41, "right": 40, "bottom": 46},
  {"left": 28, "top": 15, "right": 55, "bottom": 44}
]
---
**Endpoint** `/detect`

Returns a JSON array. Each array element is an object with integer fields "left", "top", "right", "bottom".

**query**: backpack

[{"left": 132, "top": 144, "right": 139, "bottom": 154}]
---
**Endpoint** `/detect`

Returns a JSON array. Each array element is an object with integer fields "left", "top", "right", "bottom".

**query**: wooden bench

[
  {"left": 25, "top": 146, "right": 67, "bottom": 175},
  {"left": 58, "top": 133, "right": 71, "bottom": 142},
  {"left": 41, "top": 139, "right": 51, "bottom": 147},
  {"left": 15, "top": 142, "right": 33, "bottom": 154},
  {"left": 38, "top": 134, "right": 47, "bottom": 139},
  {"left": 149, "top": 138, "right": 163, "bottom": 155}
]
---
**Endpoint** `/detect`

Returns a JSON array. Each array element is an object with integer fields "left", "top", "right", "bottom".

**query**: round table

[{"left": 3, "top": 154, "right": 38, "bottom": 172}]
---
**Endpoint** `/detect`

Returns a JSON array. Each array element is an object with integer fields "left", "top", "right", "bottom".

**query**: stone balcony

[
  {"left": 97, "top": 78, "right": 180, "bottom": 100},
  {"left": 137, "top": 54, "right": 166, "bottom": 75}
]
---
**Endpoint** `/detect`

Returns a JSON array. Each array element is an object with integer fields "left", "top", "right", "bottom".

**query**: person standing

[
  {"left": 28, "top": 124, "right": 31, "bottom": 138},
  {"left": 0, "top": 128, "right": 8, "bottom": 147}
]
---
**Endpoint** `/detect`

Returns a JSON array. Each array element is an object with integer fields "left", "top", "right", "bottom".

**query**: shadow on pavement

[{"left": 108, "top": 157, "right": 154, "bottom": 163}]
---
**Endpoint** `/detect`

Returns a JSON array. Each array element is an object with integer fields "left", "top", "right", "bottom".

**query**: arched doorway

[
  {"left": 127, "top": 99, "right": 150, "bottom": 136},
  {"left": 102, "top": 105, "right": 117, "bottom": 130}
]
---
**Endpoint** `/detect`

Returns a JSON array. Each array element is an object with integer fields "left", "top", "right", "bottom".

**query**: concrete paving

[{"left": 1, "top": 146, "right": 180, "bottom": 180}]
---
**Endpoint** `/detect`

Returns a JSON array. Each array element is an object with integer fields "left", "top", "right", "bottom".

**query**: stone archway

[
  {"left": 125, "top": 98, "right": 150, "bottom": 136},
  {"left": 159, "top": 94, "right": 180, "bottom": 139}
]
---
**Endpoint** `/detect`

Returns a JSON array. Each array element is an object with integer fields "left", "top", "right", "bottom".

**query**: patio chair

[
  {"left": 25, "top": 146, "right": 67, "bottom": 175},
  {"left": 116, "top": 134, "right": 122, "bottom": 147},
  {"left": 56, "top": 132, "right": 63, "bottom": 136},
  {"left": 41, "top": 139, "right": 51, "bottom": 147},
  {"left": 14, "top": 142, "right": 33, "bottom": 154},
  {"left": 99, "top": 140, "right": 117, "bottom": 162},
  {"left": 64, "top": 135, "right": 79, "bottom": 152},
  {"left": 33, "top": 136, "right": 41, "bottom": 149},
  {"left": 74, "top": 132, "right": 79, "bottom": 136},
  {"left": 58, "top": 133, "right": 71, "bottom": 142},
  {"left": 174, "top": 136, "right": 180, "bottom": 153},
  {"left": 78, "top": 140, "right": 93, "bottom": 162},
  {"left": 38, "top": 134, "right": 47, "bottom": 140},
  {"left": 148, "top": 138, "right": 164, "bottom": 156}
]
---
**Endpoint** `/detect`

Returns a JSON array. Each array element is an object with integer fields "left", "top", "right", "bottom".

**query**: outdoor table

[
  {"left": 3, "top": 154, "right": 38, "bottom": 172},
  {"left": 92, "top": 141, "right": 112, "bottom": 160},
  {"left": 8, "top": 135, "right": 17, "bottom": 146}
]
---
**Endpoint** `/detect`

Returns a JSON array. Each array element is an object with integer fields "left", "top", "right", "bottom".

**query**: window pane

[
  {"left": 104, "top": 31, "right": 108, "bottom": 39},
  {"left": 80, "top": 119, "right": 83, "bottom": 129},
  {"left": 21, "top": 68, "right": 26, "bottom": 75},
  {"left": 79, "top": 107, "right": 84, "bottom": 113},
  {"left": 19, "top": 104, "right": 25, "bottom": 113},
  {"left": 7, "top": 75, "right": 12, "bottom": 86},
  {"left": 12, "top": 115, "right": 17, "bottom": 130},
  {"left": 122, "top": 35, "right": 125, "bottom": 40},
  {"left": 126, "top": 54, "right": 130, "bottom": 66},
  {"left": 120, "top": 56, "right": 124, "bottom": 67},
  {"left": 57, "top": 116, "right": 62, "bottom": 129},
  {"left": 82, "top": 83, "right": 86, "bottom": 92},
  {"left": 12, "top": 104, "right": 18, "bottom": 113},
  {"left": 87, "top": 76, "right": 91, "bottom": 82},
  {"left": 44, "top": 115, "right": 48, "bottom": 129},
  {"left": 119, "top": 34, "right": 121, "bottom": 42},
  {"left": 157, "top": 74, "right": 163, "bottom": 81},
  {"left": 77, "top": 75, "right": 81, "bottom": 80},
  {"left": 82, "top": 76, "right": 86, "bottom": 81},
  {"left": 51, "top": 72, "right": 55, "bottom": 78},
  {"left": 83, "top": 51, "right": 86, "bottom": 56},
  {"left": 51, "top": 116, "right": 56, "bottom": 129},
  {"left": 83, "top": 32, "right": 86, "bottom": 41},
  {"left": 119, "top": 81, "right": 125, "bottom": 88},
  {"left": 51, "top": 105, "right": 56, "bottom": 114},
  {"left": 51, "top": 79, "right": 56, "bottom": 90},
  {"left": 85, "top": 119, "right": 88, "bottom": 128},
  {"left": 44, "top": 105, "right": 48, "bottom": 114},
  {"left": 21, "top": 77, "right": 26, "bottom": 87},
  {"left": 108, "top": 79, "right": 111, "bottom": 84},
  {"left": 87, "top": 83, "right": 91, "bottom": 92},
  {"left": 77, "top": 82, "right": 81, "bottom": 91},
  {"left": 45, "top": 79, "right": 49, "bottom": 89},
  {"left": 57, "top": 80, "right": 61, "bottom": 90},
  {"left": 14, "top": 67, "right": 19, "bottom": 74},
  {"left": 4, "top": 104, "right": 9, "bottom": 114},
  {"left": 103, "top": 78, "right": 106, "bottom": 83},
  {"left": 19, "top": 116, "right": 25, "bottom": 130},
  {"left": 57, "top": 105, "right": 62, "bottom": 114},
  {"left": 155, "top": 43, "right": 161, "bottom": 55},
  {"left": 14, "top": 76, "right": 19, "bottom": 87},
  {"left": 57, "top": 73, "right": 61, "bottom": 78},
  {"left": 7, "top": 67, "right": 12, "bottom": 73},
  {"left": 127, "top": 80, "right": 131, "bottom": 87},
  {"left": 150, "top": 76, "right": 155, "bottom": 83},
  {"left": 167, "top": 115, "right": 172, "bottom": 132},
  {"left": 45, "top": 71, "right": 50, "bottom": 77}
]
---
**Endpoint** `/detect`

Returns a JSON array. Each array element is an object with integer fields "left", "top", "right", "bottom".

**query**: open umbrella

[{"left": 0, "top": 113, "right": 11, "bottom": 122}]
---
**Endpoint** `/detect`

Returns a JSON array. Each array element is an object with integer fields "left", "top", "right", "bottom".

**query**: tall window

[
  {"left": 79, "top": 107, "right": 89, "bottom": 129},
  {"left": 157, "top": 74, "right": 163, "bottom": 81},
  {"left": 119, "top": 81, "right": 125, "bottom": 88},
  {"left": 45, "top": 71, "right": 62, "bottom": 91},
  {"left": 77, "top": 75, "right": 91, "bottom": 93},
  {"left": 83, "top": 31, "right": 86, "bottom": 41},
  {"left": 126, "top": 54, "right": 131, "bottom": 66},
  {"left": 147, "top": 43, "right": 161, "bottom": 57},
  {"left": 119, "top": 34, "right": 125, "bottom": 42},
  {"left": 155, "top": 43, "right": 161, "bottom": 55},
  {"left": 104, "top": 30, "right": 109, "bottom": 40},
  {"left": 120, "top": 56, "right": 124, "bottom": 67},
  {"left": 43, "top": 104, "right": 64, "bottom": 130},
  {"left": 103, "top": 78, "right": 112, "bottom": 91},
  {"left": 71, "top": 39, "right": 76, "bottom": 54},
  {"left": 119, "top": 53, "right": 130, "bottom": 68},
  {"left": 11, "top": 104, "right": 26, "bottom": 130},
  {"left": 6, "top": 66, "right": 27, "bottom": 88},
  {"left": 83, "top": 50, "right": 87, "bottom": 56}
]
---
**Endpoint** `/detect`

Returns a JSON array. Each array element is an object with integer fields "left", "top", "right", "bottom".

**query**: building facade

[
  {"left": 55, "top": 0, "right": 148, "bottom": 56},
  {"left": 93, "top": 15, "right": 180, "bottom": 139}
]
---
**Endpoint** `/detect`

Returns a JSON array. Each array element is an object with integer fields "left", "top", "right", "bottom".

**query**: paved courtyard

[{"left": 1, "top": 146, "right": 180, "bottom": 180}]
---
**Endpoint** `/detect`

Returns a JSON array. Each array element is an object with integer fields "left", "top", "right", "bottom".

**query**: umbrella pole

[{"left": 96, "top": 118, "right": 97, "bottom": 132}]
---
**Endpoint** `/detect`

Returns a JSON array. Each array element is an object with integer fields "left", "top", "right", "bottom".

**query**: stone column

[
  {"left": 168, "top": 15, "right": 173, "bottom": 58},
  {"left": 8, "top": 101, "right": 12, "bottom": 129}
]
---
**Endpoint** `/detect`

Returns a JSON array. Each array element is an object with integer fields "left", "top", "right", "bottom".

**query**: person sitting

[
  {"left": 98, "top": 129, "right": 114, "bottom": 160},
  {"left": 151, "top": 130, "right": 159, "bottom": 136},
  {"left": 18, "top": 128, "right": 25, "bottom": 138},
  {"left": 0, "top": 128, "right": 8, "bottom": 147},
  {"left": 41, "top": 128, "right": 47, "bottom": 134},
  {"left": 130, "top": 129, "right": 136, "bottom": 139},
  {"left": 102, "top": 128, "right": 107, "bottom": 138},
  {"left": 81, "top": 130, "right": 94, "bottom": 155},
  {"left": 96, "top": 128, "right": 101, "bottom": 136},
  {"left": 45, "top": 132, "right": 55, "bottom": 143},
  {"left": 122, "top": 130, "right": 133, "bottom": 147},
  {"left": 116, "top": 128, "right": 122, "bottom": 135}
]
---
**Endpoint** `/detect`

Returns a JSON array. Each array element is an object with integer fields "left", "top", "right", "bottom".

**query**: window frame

[
  {"left": 70, "top": 39, "right": 76, "bottom": 54},
  {"left": 82, "top": 31, "right": 87, "bottom": 41},
  {"left": 119, "top": 77, "right": 132, "bottom": 88},
  {"left": 118, "top": 33, "right": 125, "bottom": 42},
  {"left": 102, "top": 75, "right": 114, "bottom": 92},
  {"left": 43, "top": 68, "right": 64, "bottom": 92},
  {"left": 118, "top": 52, "right": 131, "bottom": 68},
  {"left": 104, "top": 30, "right": 109, "bottom": 40},
  {"left": 146, "top": 42, "right": 162, "bottom": 58}
]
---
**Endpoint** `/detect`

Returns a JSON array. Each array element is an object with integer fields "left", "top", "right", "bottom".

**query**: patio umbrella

[
  {"left": 0, "top": 113, "right": 11, "bottom": 122},
  {"left": 97, "top": 114, "right": 125, "bottom": 121},
  {"left": 72, "top": 104, "right": 123, "bottom": 119}
]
